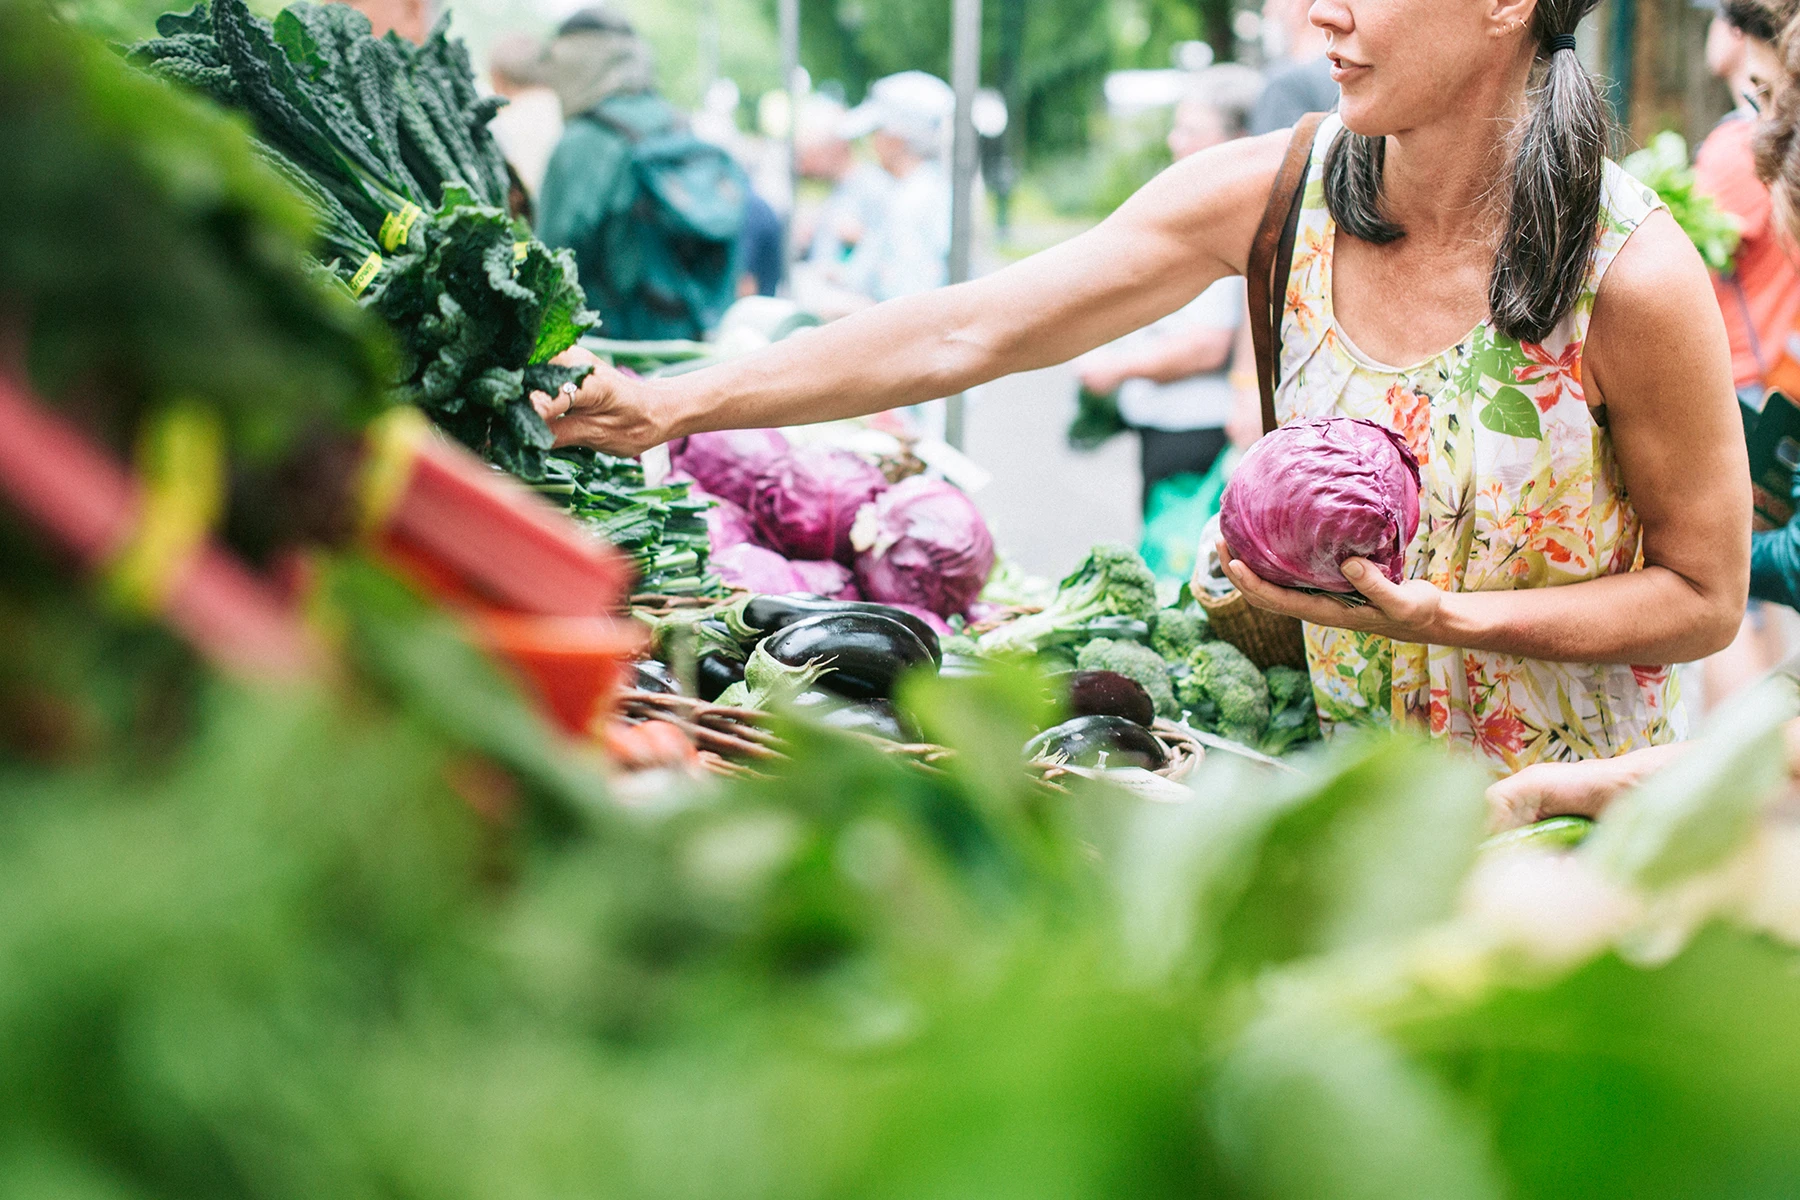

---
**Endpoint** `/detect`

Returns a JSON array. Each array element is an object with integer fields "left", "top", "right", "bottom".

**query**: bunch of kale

[{"left": 131, "top": 0, "right": 720, "bottom": 593}]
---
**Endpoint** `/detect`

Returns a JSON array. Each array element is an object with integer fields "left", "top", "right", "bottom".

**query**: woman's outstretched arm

[{"left": 537, "top": 132, "right": 1288, "bottom": 456}]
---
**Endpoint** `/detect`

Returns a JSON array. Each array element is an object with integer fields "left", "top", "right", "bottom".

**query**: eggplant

[
  {"left": 634, "top": 660, "right": 682, "bottom": 695},
  {"left": 741, "top": 593, "right": 943, "bottom": 663},
  {"left": 1024, "top": 715, "right": 1168, "bottom": 771},
  {"left": 1066, "top": 670, "right": 1154, "bottom": 727},
  {"left": 697, "top": 653, "right": 745, "bottom": 702},
  {"left": 790, "top": 691, "right": 913, "bottom": 741},
  {"left": 761, "top": 612, "right": 936, "bottom": 701}
]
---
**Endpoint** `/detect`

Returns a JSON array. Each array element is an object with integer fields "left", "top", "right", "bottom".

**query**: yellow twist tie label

[
  {"left": 350, "top": 251, "right": 383, "bottom": 296},
  {"left": 105, "top": 402, "right": 225, "bottom": 614},
  {"left": 357, "top": 407, "right": 431, "bottom": 539},
  {"left": 378, "top": 202, "right": 423, "bottom": 252},
  {"left": 513, "top": 240, "right": 530, "bottom": 263}
]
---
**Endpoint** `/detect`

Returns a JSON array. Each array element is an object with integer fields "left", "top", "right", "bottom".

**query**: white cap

[{"left": 839, "top": 71, "right": 955, "bottom": 157}]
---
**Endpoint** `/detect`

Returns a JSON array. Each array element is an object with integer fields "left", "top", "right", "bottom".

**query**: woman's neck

[{"left": 1376, "top": 64, "right": 1535, "bottom": 245}]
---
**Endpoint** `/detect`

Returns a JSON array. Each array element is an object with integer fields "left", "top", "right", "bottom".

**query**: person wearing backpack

[{"left": 532, "top": 6, "right": 747, "bottom": 341}]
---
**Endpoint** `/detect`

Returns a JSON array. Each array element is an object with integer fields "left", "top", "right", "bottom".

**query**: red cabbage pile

[
  {"left": 851, "top": 476, "right": 995, "bottom": 618},
  {"left": 791, "top": 559, "right": 860, "bottom": 600},
  {"left": 669, "top": 429, "right": 791, "bottom": 508},
  {"left": 712, "top": 543, "right": 806, "bottom": 594},
  {"left": 749, "top": 446, "right": 889, "bottom": 564},
  {"left": 1219, "top": 417, "right": 1420, "bottom": 592},
  {"left": 703, "top": 496, "right": 756, "bottom": 554}
]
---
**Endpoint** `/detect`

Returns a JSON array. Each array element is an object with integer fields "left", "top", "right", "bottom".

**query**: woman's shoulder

[{"left": 1115, "top": 127, "right": 1298, "bottom": 276}]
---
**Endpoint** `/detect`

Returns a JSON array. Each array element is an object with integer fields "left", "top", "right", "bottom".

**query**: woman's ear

[{"left": 1488, "top": 0, "right": 1539, "bottom": 41}]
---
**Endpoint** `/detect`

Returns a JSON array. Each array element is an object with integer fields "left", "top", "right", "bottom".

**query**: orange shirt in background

[{"left": 1694, "top": 113, "right": 1800, "bottom": 390}]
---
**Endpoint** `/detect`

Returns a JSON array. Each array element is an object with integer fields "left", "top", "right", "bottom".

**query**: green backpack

[{"left": 578, "top": 93, "right": 747, "bottom": 340}]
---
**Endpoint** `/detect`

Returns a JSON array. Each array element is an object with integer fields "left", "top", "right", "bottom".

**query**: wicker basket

[{"left": 1195, "top": 586, "right": 1307, "bottom": 671}]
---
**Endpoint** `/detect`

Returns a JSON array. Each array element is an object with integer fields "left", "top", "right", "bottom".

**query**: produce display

[
  {"left": 130, "top": 0, "right": 719, "bottom": 595},
  {"left": 631, "top": 536, "right": 1319, "bottom": 762}
]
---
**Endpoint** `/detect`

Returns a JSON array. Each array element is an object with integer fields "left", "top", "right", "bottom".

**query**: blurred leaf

[
  {"left": 1584, "top": 678, "right": 1798, "bottom": 890},
  {"left": 1115, "top": 733, "right": 1490, "bottom": 985},
  {"left": 1213, "top": 1008, "right": 1503, "bottom": 1200},
  {"left": 1392, "top": 925, "right": 1800, "bottom": 1199}
]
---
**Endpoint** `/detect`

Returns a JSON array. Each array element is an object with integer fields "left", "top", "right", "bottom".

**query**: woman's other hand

[
  {"left": 529, "top": 347, "right": 668, "bottom": 457},
  {"left": 1217, "top": 542, "right": 1445, "bottom": 643}
]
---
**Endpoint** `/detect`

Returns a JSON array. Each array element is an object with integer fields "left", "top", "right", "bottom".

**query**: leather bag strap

[{"left": 1247, "top": 111, "right": 1327, "bottom": 436}]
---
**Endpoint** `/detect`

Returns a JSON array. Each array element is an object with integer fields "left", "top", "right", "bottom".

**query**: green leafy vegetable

[{"left": 1623, "top": 130, "right": 1741, "bottom": 274}]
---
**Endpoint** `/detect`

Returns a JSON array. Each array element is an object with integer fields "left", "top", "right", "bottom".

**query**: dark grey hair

[{"left": 1322, "top": 0, "right": 1610, "bottom": 344}]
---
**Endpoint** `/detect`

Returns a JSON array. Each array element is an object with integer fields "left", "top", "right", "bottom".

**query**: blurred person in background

[
  {"left": 534, "top": 6, "right": 746, "bottom": 341},
  {"left": 837, "top": 71, "right": 956, "bottom": 306},
  {"left": 486, "top": 33, "right": 563, "bottom": 208},
  {"left": 788, "top": 95, "right": 896, "bottom": 317},
  {"left": 739, "top": 191, "right": 784, "bottom": 298},
  {"left": 333, "top": 0, "right": 428, "bottom": 43},
  {"left": 1078, "top": 66, "right": 1262, "bottom": 512},
  {"left": 1250, "top": 0, "right": 1338, "bottom": 135},
  {"left": 1697, "top": 0, "right": 1800, "bottom": 410},
  {"left": 1693, "top": 0, "right": 1800, "bottom": 706}
]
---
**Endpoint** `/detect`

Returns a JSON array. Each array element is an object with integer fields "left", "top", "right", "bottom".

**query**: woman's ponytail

[
  {"left": 1321, "top": 0, "right": 1611, "bottom": 343},
  {"left": 1489, "top": 13, "right": 1611, "bottom": 343}
]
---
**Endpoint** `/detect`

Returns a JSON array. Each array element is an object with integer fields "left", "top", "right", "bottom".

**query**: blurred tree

[{"left": 788, "top": 0, "right": 1112, "bottom": 161}]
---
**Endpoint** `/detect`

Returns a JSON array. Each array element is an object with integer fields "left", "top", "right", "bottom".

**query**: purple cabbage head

[
  {"left": 703, "top": 495, "right": 757, "bottom": 554},
  {"left": 851, "top": 476, "right": 995, "bottom": 618},
  {"left": 1219, "top": 417, "right": 1421, "bottom": 592},
  {"left": 669, "top": 429, "right": 791, "bottom": 509},
  {"left": 712, "top": 543, "right": 806, "bottom": 594},
  {"left": 790, "top": 559, "right": 860, "bottom": 600},
  {"left": 748, "top": 446, "right": 889, "bottom": 564}
]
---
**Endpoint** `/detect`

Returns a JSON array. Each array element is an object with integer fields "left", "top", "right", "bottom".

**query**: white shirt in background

[{"left": 1115, "top": 276, "right": 1246, "bottom": 432}]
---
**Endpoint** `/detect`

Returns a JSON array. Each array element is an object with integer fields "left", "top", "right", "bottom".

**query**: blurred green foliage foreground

[{"left": 11, "top": 4, "right": 1800, "bottom": 1198}]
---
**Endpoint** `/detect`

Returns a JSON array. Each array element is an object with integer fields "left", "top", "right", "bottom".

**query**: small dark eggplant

[
  {"left": 789, "top": 692, "right": 912, "bottom": 741},
  {"left": 1067, "top": 670, "right": 1155, "bottom": 727},
  {"left": 761, "top": 612, "right": 936, "bottom": 701},
  {"left": 697, "top": 654, "right": 746, "bottom": 702},
  {"left": 1024, "top": 715, "right": 1168, "bottom": 771},
  {"left": 634, "top": 660, "right": 682, "bottom": 695},
  {"left": 741, "top": 593, "right": 943, "bottom": 663}
]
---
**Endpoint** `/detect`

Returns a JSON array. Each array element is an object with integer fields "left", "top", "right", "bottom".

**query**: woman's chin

[{"left": 1334, "top": 103, "right": 1396, "bottom": 140}]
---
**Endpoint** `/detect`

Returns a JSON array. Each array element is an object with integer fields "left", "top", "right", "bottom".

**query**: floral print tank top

[{"left": 1274, "top": 116, "right": 1685, "bottom": 771}]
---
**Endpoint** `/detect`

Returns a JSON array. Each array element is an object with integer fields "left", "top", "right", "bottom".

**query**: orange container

[{"left": 470, "top": 611, "right": 646, "bottom": 736}]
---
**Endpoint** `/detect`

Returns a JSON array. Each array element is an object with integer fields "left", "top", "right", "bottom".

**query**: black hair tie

[{"left": 1547, "top": 33, "right": 1578, "bottom": 53}]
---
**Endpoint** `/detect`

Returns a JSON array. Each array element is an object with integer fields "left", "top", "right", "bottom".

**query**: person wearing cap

[
  {"left": 787, "top": 95, "right": 897, "bottom": 318},
  {"left": 838, "top": 71, "right": 956, "bottom": 305},
  {"left": 533, "top": 6, "right": 746, "bottom": 341}
]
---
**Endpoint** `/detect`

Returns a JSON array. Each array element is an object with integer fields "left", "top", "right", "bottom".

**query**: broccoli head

[
  {"left": 1076, "top": 638, "right": 1179, "bottom": 720},
  {"left": 1261, "top": 665, "right": 1322, "bottom": 755},
  {"left": 1149, "top": 608, "right": 1209, "bottom": 663},
  {"left": 978, "top": 545, "right": 1159, "bottom": 656},
  {"left": 1176, "top": 640, "right": 1270, "bottom": 745}
]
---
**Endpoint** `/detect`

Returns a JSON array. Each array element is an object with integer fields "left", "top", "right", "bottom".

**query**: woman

[{"left": 540, "top": 0, "right": 1750, "bottom": 773}]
